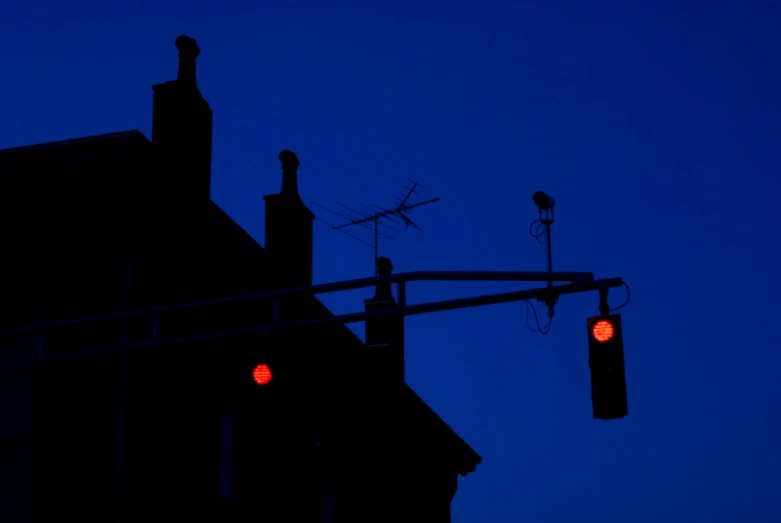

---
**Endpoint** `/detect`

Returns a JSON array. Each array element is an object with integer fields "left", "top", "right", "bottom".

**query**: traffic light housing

[
  {"left": 220, "top": 333, "right": 288, "bottom": 411},
  {"left": 587, "top": 314, "right": 628, "bottom": 420},
  {"left": 223, "top": 330, "right": 325, "bottom": 414}
]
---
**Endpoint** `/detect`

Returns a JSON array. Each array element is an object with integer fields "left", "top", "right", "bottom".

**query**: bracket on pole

[
  {"left": 532, "top": 191, "right": 557, "bottom": 319},
  {"left": 598, "top": 282, "right": 611, "bottom": 317}
]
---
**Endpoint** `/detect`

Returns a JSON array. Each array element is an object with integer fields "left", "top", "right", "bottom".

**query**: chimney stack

[
  {"left": 264, "top": 150, "right": 315, "bottom": 289},
  {"left": 151, "top": 35, "right": 213, "bottom": 205},
  {"left": 364, "top": 257, "right": 404, "bottom": 382}
]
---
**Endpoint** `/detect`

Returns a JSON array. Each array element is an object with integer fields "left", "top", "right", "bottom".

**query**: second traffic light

[
  {"left": 220, "top": 333, "right": 287, "bottom": 408},
  {"left": 587, "top": 314, "right": 628, "bottom": 420}
]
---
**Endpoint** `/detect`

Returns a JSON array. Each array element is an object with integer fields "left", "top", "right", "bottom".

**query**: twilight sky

[{"left": 2, "top": 1, "right": 780, "bottom": 521}]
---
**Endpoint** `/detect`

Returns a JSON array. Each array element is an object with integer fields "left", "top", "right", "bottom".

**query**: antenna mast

[{"left": 312, "top": 180, "right": 441, "bottom": 274}]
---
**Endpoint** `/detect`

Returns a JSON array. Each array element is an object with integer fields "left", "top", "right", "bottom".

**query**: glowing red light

[
  {"left": 252, "top": 363, "right": 272, "bottom": 385},
  {"left": 592, "top": 320, "right": 615, "bottom": 343}
]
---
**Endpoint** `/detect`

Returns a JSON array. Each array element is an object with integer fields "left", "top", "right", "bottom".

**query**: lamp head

[{"left": 533, "top": 191, "right": 555, "bottom": 211}]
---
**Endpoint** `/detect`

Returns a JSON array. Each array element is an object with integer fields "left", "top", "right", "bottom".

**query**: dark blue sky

[{"left": 3, "top": 1, "right": 780, "bottom": 521}]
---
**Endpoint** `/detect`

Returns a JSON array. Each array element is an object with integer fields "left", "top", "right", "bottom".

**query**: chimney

[
  {"left": 364, "top": 257, "right": 404, "bottom": 382},
  {"left": 263, "top": 150, "right": 315, "bottom": 288},
  {"left": 151, "top": 35, "right": 213, "bottom": 204}
]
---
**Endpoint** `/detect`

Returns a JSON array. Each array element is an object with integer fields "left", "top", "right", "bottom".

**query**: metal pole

[
  {"left": 272, "top": 299, "right": 281, "bottom": 322},
  {"left": 114, "top": 356, "right": 127, "bottom": 523},
  {"left": 0, "top": 278, "right": 624, "bottom": 378},
  {"left": 545, "top": 221, "right": 553, "bottom": 284},
  {"left": 219, "top": 408, "right": 234, "bottom": 523},
  {"left": 0, "top": 271, "right": 597, "bottom": 340},
  {"left": 114, "top": 245, "right": 132, "bottom": 523},
  {"left": 374, "top": 217, "right": 378, "bottom": 275},
  {"left": 397, "top": 281, "right": 406, "bottom": 308},
  {"left": 396, "top": 280, "right": 406, "bottom": 382},
  {"left": 544, "top": 217, "right": 555, "bottom": 318},
  {"left": 152, "top": 316, "right": 160, "bottom": 339}
]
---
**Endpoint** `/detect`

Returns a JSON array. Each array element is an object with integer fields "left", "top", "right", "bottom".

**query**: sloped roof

[
  {"left": 0, "top": 130, "right": 150, "bottom": 174},
  {"left": 297, "top": 295, "right": 482, "bottom": 476}
]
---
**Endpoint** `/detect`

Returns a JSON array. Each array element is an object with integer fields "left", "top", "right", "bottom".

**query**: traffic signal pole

[{"left": 0, "top": 271, "right": 622, "bottom": 377}]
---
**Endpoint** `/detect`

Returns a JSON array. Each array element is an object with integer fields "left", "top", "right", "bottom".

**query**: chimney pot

[
  {"left": 175, "top": 35, "right": 200, "bottom": 59},
  {"left": 375, "top": 257, "right": 394, "bottom": 300},
  {"left": 279, "top": 150, "right": 300, "bottom": 196},
  {"left": 175, "top": 35, "right": 200, "bottom": 87}
]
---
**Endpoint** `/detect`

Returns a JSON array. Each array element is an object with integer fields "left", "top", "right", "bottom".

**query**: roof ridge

[{"left": 0, "top": 130, "right": 147, "bottom": 155}]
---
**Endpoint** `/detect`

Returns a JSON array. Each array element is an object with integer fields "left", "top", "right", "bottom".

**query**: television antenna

[{"left": 312, "top": 179, "right": 441, "bottom": 274}]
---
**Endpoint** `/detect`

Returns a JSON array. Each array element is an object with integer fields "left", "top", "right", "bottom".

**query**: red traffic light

[
  {"left": 591, "top": 319, "right": 615, "bottom": 343},
  {"left": 586, "top": 314, "right": 628, "bottom": 420},
  {"left": 252, "top": 363, "right": 273, "bottom": 385}
]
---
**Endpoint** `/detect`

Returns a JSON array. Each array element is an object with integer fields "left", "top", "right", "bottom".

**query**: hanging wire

[
  {"left": 528, "top": 219, "right": 547, "bottom": 245},
  {"left": 526, "top": 216, "right": 553, "bottom": 333},
  {"left": 525, "top": 299, "right": 553, "bottom": 335},
  {"left": 609, "top": 281, "right": 631, "bottom": 312}
]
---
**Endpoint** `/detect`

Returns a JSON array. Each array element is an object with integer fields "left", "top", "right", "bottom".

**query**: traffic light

[
  {"left": 252, "top": 362, "right": 273, "bottom": 386},
  {"left": 224, "top": 331, "right": 318, "bottom": 412},
  {"left": 586, "top": 314, "right": 628, "bottom": 420},
  {"left": 219, "top": 333, "right": 287, "bottom": 410}
]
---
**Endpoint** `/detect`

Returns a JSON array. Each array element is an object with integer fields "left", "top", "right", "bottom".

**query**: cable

[
  {"left": 528, "top": 219, "right": 547, "bottom": 245},
  {"left": 609, "top": 281, "right": 631, "bottom": 312},
  {"left": 526, "top": 215, "right": 553, "bottom": 334},
  {"left": 525, "top": 299, "right": 553, "bottom": 335}
]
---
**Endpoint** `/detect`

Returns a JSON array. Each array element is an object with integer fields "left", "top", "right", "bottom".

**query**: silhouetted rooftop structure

[{"left": 0, "top": 35, "right": 480, "bottom": 523}]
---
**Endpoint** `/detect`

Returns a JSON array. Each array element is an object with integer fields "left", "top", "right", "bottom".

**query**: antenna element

[{"left": 312, "top": 179, "right": 441, "bottom": 274}]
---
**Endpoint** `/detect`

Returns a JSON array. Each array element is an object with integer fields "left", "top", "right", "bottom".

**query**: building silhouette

[{"left": 0, "top": 36, "right": 481, "bottom": 523}]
